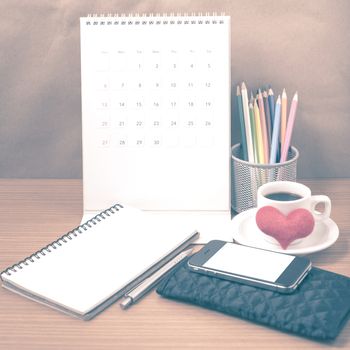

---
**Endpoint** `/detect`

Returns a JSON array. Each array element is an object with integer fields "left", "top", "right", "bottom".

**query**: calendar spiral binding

[
  {"left": 1, "top": 204, "right": 123, "bottom": 277},
  {"left": 84, "top": 12, "right": 227, "bottom": 26}
]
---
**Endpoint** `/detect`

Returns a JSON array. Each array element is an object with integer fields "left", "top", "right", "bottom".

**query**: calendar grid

[{"left": 81, "top": 14, "right": 231, "bottom": 211}]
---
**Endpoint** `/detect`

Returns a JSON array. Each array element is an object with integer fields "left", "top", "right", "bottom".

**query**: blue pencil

[
  {"left": 263, "top": 89, "right": 272, "bottom": 146},
  {"left": 269, "top": 95, "right": 281, "bottom": 164},
  {"left": 268, "top": 88, "right": 275, "bottom": 127},
  {"left": 236, "top": 85, "right": 248, "bottom": 160}
]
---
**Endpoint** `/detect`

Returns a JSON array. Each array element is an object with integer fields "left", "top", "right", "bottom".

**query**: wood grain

[{"left": 0, "top": 179, "right": 349, "bottom": 350}]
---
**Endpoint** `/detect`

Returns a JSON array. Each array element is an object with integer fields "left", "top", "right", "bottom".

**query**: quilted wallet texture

[{"left": 157, "top": 258, "right": 350, "bottom": 340}]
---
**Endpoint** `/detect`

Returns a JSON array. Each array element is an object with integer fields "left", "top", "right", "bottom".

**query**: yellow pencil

[
  {"left": 249, "top": 96, "right": 258, "bottom": 163},
  {"left": 281, "top": 88, "right": 287, "bottom": 151},
  {"left": 253, "top": 98, "right": 265, "bottom": 163}
]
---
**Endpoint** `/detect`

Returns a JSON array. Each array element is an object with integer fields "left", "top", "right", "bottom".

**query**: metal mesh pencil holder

[{"left": 231, "top": 143, "right": 299, "bottom": 213}]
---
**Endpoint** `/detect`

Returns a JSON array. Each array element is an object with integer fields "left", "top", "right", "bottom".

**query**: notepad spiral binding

[
  {"left": 84, "top": 12, "right": 227, "bottom": 26},
  {"left": 1, "top": 204, "right": 123, "bottom": 277}
]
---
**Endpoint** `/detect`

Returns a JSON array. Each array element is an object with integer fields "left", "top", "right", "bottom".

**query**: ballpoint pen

[{"left": 120, "top": 248, "right": 193, "bottom": 309}]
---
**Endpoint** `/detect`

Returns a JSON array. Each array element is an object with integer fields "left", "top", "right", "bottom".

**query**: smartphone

[{"left": 188, "top": 240, "right": 312, "bottom": 293}]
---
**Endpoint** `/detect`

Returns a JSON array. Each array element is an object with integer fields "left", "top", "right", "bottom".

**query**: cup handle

[{"left": 310, "top": 195, "right": 331, "bottom": 221}]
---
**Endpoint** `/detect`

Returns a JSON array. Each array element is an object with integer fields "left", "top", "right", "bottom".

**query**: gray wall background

[{"left": 1, "top": 0, "right": 349, "bottom": 178}]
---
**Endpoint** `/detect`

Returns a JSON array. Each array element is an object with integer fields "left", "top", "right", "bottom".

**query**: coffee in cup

[{"left": 255, "top": 181, "right": 331, "bottom": 249}]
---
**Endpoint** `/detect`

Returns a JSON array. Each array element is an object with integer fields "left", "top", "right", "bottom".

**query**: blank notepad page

[{"left": 2, "top": 207, "right": 194, "bottom": 315}]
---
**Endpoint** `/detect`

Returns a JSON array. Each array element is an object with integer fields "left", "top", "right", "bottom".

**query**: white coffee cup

[{"left": 257, "top": 181, "right": 331, "bottom": 246}]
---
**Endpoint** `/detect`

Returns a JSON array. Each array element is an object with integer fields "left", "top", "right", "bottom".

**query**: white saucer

[{"left": 231, "top": 208, "right": 339, "bottom": 255}]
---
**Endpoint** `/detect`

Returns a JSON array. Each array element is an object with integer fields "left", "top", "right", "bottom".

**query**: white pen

[{"left": 120, "top": 248, "right": 193, "bottom": 309}]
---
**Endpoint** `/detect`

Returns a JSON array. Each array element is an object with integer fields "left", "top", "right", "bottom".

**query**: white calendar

[{"left": 80, "top": 14, "right": 231, "bottom": 226}]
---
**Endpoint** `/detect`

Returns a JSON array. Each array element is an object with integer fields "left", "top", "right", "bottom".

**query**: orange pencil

[{"left": 257, "top": 89, "right": 269, "bottom": 163}]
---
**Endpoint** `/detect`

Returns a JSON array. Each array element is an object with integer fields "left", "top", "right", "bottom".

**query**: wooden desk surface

[{"left": 0, "top": 179, "right": 349, "bottom": 349}]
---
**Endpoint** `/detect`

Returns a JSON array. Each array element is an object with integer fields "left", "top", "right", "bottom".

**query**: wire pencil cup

[{"left": 231, "top": 143, "right": 298, "bottom": 213}]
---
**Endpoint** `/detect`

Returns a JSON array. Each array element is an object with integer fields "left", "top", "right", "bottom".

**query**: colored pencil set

[{"left": 237, "top": 82, "right": 298, "bottom": 164}]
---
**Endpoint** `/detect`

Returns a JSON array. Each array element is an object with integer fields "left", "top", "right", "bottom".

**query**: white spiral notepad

[
  {"left": 80, "top": 14, "right": 231, "bottom": 215},
  {"left": 1, "top": 205, "right": 198, "bottom": 319}
]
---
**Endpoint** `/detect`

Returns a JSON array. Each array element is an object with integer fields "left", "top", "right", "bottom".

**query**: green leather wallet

[{"left": 157, "top": 258, "right": 350, "bottom": 341}]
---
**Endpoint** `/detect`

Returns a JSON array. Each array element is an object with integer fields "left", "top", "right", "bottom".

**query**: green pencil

[
  {"left": 249, "top": 94, "right": 257, "bottom": 163},
  {"left": 237, "top": 85, "right": 248, "bottom": 160}
]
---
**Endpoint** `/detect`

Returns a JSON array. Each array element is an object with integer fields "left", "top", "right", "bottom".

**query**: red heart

[{"left": 255, "top": 206, "right": 315, "bottom": 249}]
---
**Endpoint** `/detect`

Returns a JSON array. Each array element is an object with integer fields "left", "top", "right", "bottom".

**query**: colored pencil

[
  {"left": 253, "top": 98, "right": 264, "bottom": 163},
  {"left": 241, "top": 82, "right": 254, "bottom": 162},
  {"left": 280, "top": 92, "right": 298, "bottom": 162},
  {"left": 263, "top": 89, "right": 272, "bottom": 146},
  {"left": 269, "top": 95, "right": 281, "bottom": 164},
  {"left": 257, "top": 89, "right": 269, "bottom": 163},
  {"left": 236, "top": 85, "right": 248, "bottom": 161},
  {"left": 280, "top": 88, "right": 287, "bottom": 153},
  {"left": 249, "top": 96, "right": 257, "bottom": 163},
  {"left": 268, "top": 88, "right": 275, "bottom": 126}
]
